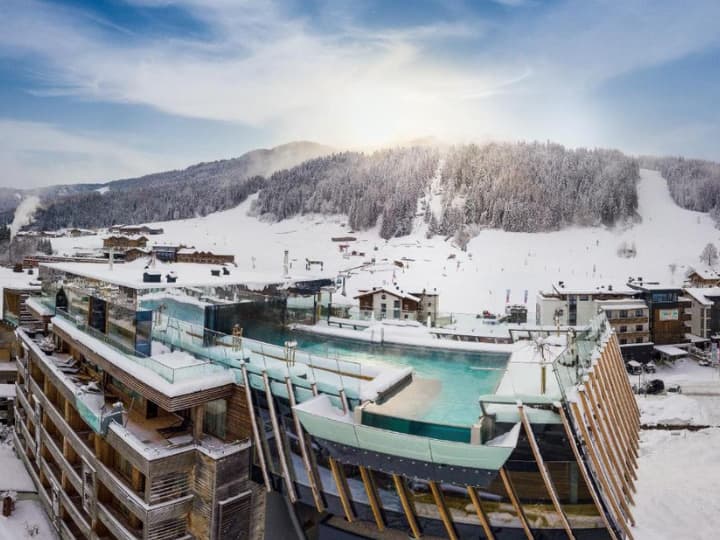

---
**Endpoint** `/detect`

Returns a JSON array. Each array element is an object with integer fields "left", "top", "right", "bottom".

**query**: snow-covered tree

[{"left": 700, "top": 243, "right": 718, "bottom": 266}]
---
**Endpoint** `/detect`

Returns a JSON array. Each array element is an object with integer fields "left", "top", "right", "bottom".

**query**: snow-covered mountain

[{"left": 50, "top": 168, "right": 720, "bottom": 316}]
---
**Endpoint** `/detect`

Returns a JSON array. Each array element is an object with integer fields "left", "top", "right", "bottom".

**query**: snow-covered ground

[
  {"left": 634, "top": 428, "right": 720, "bottom": 540},
  {"left": 49, "top": 169, "right": 720, "bottom": 318},
  {"left": 0, "top": 428, "right": 55, "bottom": 540}
]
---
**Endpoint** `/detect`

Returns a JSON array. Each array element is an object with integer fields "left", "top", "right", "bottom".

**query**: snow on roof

[
  {"left": 683, "top": 287, "right": 720, "bottom": 306},
  {"left": 549, "top": 280, "right": 635, "bottom": 296},
  {"left": 42, "top": 260, "right": 321, "bottom": 291},
  {"left": 685, "top": 266, "right": 720, "bottom": 280},
  {"left": 51, "top": 316, "right": 236, "bottom": 397},
  {"left": 596, "top": 299, "right": 648, "bottom": 311},
  {"left": 354, "top": 286, "right": 420, "bottom": 302},
  {"left": 654, "top": 345, "right": 688, "bottom": 358}
]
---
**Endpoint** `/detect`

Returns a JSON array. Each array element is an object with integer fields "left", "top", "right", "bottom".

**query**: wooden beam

[
  {"left": 589, "top": 369, "right": 638, "bottom": 481},
  {"left": 602, "top": 342, "right": 640, "bottom": 450},
  {"left": 429, "top": 480, "right": 457, "bottom": 540},
  {"left": 556, "top": 404, "right": 619, "bottom": 540},
  {"left": 499, "top": 468, "right": 534, "bottom": 540},
  {"left": 329, "top": 457, "right": 355, "bottom": 523},
  {"left": 517, "top": 405, "right": 575, "bottom": 540},
  {"left": 359, "top": 466, "right": 385, "bottom": 531},
  {"left": 570, "top": 401, "right": 635, "bottom": 540},
  {"left": 586, "top": 373, "right": 636, "bottom": 489},
  {"left": 240, "top": 366, "right": 271, "bottom": 492},
  {"left": 580, "top": 386, "right": 635, "bottom": 505},
  {"left": 262, "top": 371, "right": 297, "bottom": 502},
  {"left": 286, "top": 377, "right": 324, "bottom": 512},
  {"left": 467, "top": 486, "right": 496, "bottom": 540},
  {"left": 595, "top": 354, "right": 639, "bottom": 462},
  {"left": 392, "top": 474, "right": 421, "bottom": 539}
]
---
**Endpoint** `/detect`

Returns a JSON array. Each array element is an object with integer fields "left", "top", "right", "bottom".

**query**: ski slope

[{"left": 50, "top": 169, "right": 719, "bottom": 317}]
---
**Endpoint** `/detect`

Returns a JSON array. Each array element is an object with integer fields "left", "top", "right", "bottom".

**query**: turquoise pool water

[{"left": 141, "top": 297, "right": 510, "bottom": 426}]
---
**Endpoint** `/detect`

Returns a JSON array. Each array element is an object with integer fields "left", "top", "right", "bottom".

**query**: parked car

[
  {"left": 645, "top": 379, "right": 665, "bottom": 395},
  {"left": 699, "top": 359, "right": 711, "bottom": 367},
  {"left": 667, "top": 384, "right": 682, "bottom": 393},
  {"left": 626, "top": 360, "right": 643, "bottom": 375},
  {"left": 643, "top": 362, "right": 657, "bottom": 373}
]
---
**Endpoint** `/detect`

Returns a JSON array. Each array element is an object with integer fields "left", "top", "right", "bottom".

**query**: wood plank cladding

[
  {"left": 225, "top": 385, "right": 253, "bottom": 442},
  {"left": 53, "top": 324, "right": 235, "bottom": 411}
]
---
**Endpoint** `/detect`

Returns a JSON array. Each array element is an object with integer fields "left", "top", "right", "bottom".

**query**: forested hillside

[
  {"left": 252, "top": 147, "right": 440, "bottom": 239},
  {"left": 254, "top": 142, "right": 640, "bottom": 239},
  {"left": 643, "top": 156, "right": 720, "bottom": 220},
  {"left": 434, "top": 142, "right": 639, "bottom": 234},
  {"left": 25, "top": 140, "right": 641, "bottom": 238},
  {"left": 29, "top": 141, "right": 332, "bottom": 229}
]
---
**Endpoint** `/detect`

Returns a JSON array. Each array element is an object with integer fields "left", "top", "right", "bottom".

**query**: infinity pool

[{"left": 141, "top": 298, "right": 510, "bottom": 426}]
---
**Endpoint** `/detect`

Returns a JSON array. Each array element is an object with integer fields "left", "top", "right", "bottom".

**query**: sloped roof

[{"left": 354, "top": 286, "right": 420, "bottom": 302}]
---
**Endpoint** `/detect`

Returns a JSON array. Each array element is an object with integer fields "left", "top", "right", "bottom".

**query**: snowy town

[
  {"left": 3, "top": 1, "right": 720, "bottom": 540},
  {"left": 0, "top": 164, "right": 719, "bottom": 540}
]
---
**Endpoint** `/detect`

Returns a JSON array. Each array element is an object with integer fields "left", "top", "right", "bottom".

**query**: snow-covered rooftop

[
  {"left": 547, "top": 280, "right": 635, "bottom": 296},
  {"left": 685, "top": 266, "right": 720, "bottom": 280},
  {"left": 354, "top": 286, "right": 421, "bottom": 302},
  {"left": 683, "top": 287, "right": 720, "bottom": 306},
  {"left": 42, "top": 260, "right": 323, "bottom": 291}
]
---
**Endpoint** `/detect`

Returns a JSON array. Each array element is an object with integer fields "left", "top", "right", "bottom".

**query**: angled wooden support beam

[
  {"left": 329, "top": 457, "right": 356, "bottom": 523},
  {"left": 429, "top": 480, "right": 458, "bottom": 540},
  {"left": 572, "top": 398, "right": 636, "bottom": 530},
  {"left": 499, "top": 467, "right": 534, "bottom": 540},
  {"left": 595, "top": 359, "right": 639, "bottom": 462},
  {"left": 585, "top": 376, "right": 636, "bottom": 491},
  {"left": 393, "top": 474, "right": 422, "bottom": 539},
  {"left": 518, "top": 404, "right": 575, "bottom": 540},
  {"left": 359, "top": 466, "right": 385, "bottom": 531},
  {"left": 262, "top": 371, "right": 297, "bottom": 502},
  {"left": 467, "top": 486, "right": 496, "bottom": 540},
  {"left": 286, "top": 377, "right": 324, "bottom": 512},
  {"left": 579, "top": 388, "right": 635, "bottom": 506},
  {"left": 556, "top": 404, "right": 619, "bottom": 540},
  {"left": 240, "top": 365, "right": 271, "bottom": 492},
  {"left": 591, "top": 368, "right": 638, "bottom": 476}
]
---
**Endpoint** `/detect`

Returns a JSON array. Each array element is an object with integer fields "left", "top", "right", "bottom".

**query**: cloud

[
  {"left": 0, "top": 0, "right": 719, "bottom": 181},
  {"left": 0, "top": 119, "right": 171, "bottom": 188}
]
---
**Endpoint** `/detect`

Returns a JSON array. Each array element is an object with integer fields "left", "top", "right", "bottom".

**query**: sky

[{"left": 0, "top": 0, "right": 719, "bottom": 189}]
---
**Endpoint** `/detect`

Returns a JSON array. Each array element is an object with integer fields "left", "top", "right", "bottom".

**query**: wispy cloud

[
  {"left": 0, "top": 119, "right": 170, "bottom": 188},
  {"left": 0, "top": 0, "right": 719, "bottom": 187}
]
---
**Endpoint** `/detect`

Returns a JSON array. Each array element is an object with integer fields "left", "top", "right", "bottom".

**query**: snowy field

[{"left": 50, "top": 168, "right": 720, "bottom": 319}]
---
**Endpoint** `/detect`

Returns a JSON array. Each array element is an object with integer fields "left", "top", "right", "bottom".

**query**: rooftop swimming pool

[{"left": 141, "top": 297, "right": 511, "bottom": 426}]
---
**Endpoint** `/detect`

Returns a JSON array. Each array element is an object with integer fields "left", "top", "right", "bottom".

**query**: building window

[
  {"left": 635, "top": 324, "right": 643, "bottom": 332},
  {"left": 579, "top": 295, "right": 589, "bottom": 301},
  {"left": 381, "top": 294, "right": 386, "bottom": 300},
  {"left": 620, "top": 338, "right": 627, "bottom": 345},
  {"left": 619, "top": 325, "right": 627, "bottom": 333},
  {"left": 204, "top": 399, "right": 227, "bottom": 439},
  {"left": 380, "top": 303, "right": 387, "bottom": 313},
  {"left": 619, "top": 310, "right": 628, "bottom": 318},
  {"left": 635, "top": 309, "right": 644, "bottom": 317},
  {"left": 636, "top": 337, "right": 644, "bottom": 344}
]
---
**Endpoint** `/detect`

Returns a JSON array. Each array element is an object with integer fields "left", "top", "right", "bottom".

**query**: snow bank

[
  {"left": 634, "top": 428, "right": 720, "bottom": 540},
  {"left": 638, "top": 394, "right": 709, "bottom": 426}
]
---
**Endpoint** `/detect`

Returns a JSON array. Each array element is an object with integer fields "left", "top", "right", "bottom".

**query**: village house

[
  {"left": 354, "top": 285, "right": 440, "bottom": 323},
  {"left": 110, "top": 225, "right": 164, "bottom": 236},
  {"left": 683, "top": 287, "right": 720, "bottom": 340},
  {"left": 596, "top": 299, "right": 653, "bottom": 362},
  {"left": 102, "top": 235, "right": 148, "bottom": 250},
  {"left": 355, "top": 287, "right": 421, "bottom": 320},
  {"left": 176, "top": 248, "right": 235, "bottom": 265},
  {"left": 685, "top": 266, "right": 720, "bottom": 287}
]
